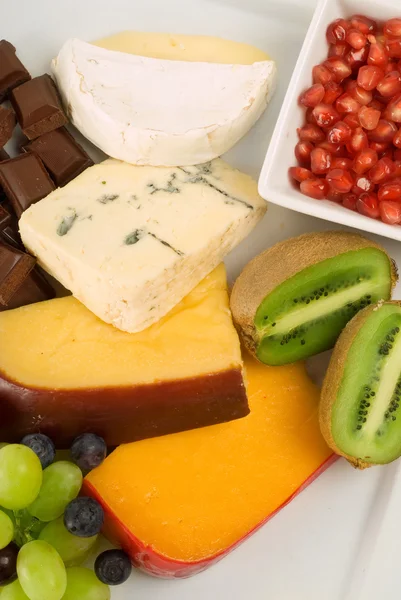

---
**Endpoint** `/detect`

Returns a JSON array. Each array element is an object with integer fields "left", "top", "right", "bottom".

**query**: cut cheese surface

[
  {"left": 51, "top": 38, "right": 276, "bottom": 166},
  {"left": 0, "top": 265, "right": 241, "bottom": 388},
  {"left": 85, "top": 354, "right": 332, "bottom": 564},
  {"left": 94, "top": 31, "right": 270, "bottom": 64},
  {"left": 19, "top": 158, "right": 266, "bottom": 333}
]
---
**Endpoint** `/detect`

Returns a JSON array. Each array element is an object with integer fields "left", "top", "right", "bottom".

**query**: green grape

[
  {"left": 0, "top": 510, "right": 14, "bottom": 550},
  {"left": 0, "top": 446, "right": 42, "bottom": 510},
  {"left": 0, "top": 444, "right": 8, "bottom": 451},
  {"left": 28, "top": 462, "right": 82, "bottom": 522},
  {"left": 17, "top": 540, "right": 67, "bottom": 600},
  {"left": 62, "top": 568, "right": 110, "bottom": 600},
  {"left": 39, "top": 517, "right": 98, "bottom": 566},
  {"left": 0, "top": 580, "right": 29, "bottom": 599}
]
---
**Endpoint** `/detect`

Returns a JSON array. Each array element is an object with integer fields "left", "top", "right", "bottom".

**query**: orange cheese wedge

[{"left": 84, "top": 353, "right": 334, "bottom": 578}]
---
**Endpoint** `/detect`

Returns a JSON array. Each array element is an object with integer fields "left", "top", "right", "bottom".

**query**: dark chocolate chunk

[
  {"left": 24, "top": 127, "right": 93, "bottom": 187},
  {"left": 0, "top": 106, "right": 16, "bottom": 147},
  {"left": 4, "top": 267, "right": 55, "bottom": 311},
  {"left": 1, "top": 223, "right": 24, "bottom": 250},
  {"left": 0, "top": 40, "right": 31, "bottom": 102},
  {"left": 0, "top": 153, "right": 55, "bottom": 217},
  {"left": 10, "top": 74, "right": 67, "bottom": 140},
  {"left": 0, "top": 240, "right": 36, "bottom": 306},
  {"left": 0, "top": 148, "right": 10, "bottom": 162},
  {"left": 0, "top": 204, "right": 11, "bottom": 229}
]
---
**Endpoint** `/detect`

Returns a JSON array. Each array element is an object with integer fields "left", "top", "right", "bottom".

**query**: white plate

[
  {"left": 259, "top": 0, "right": 401, "bottom": 242},
  {"left": 4, "top": 1, "right": 401, "bottom": 599}
]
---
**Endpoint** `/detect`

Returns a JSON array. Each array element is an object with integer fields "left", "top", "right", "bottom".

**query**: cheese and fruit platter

[{"left": 3, "top": 0, "right": 401, "bottom": 598}]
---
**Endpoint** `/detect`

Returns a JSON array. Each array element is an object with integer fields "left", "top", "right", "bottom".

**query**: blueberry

[
  {"left": 0, "top": 542, "right": 19, "bottom": 585},
  {"left": 21, "top": 433, "right": 55, "bottom": 469},
  {"left": 95, "top": 549, "right": 132, "bottom": 585},
  {"left": 71, "top": 433, "right": 107, "bottom": 472},
  {"left": 64, "top": 497, "right": 104, "bottom": 538}
]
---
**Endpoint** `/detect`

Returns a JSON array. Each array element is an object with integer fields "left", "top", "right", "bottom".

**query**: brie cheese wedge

[
  {"left": 51, "top": 38, "right": 276, "bottom": 167},
  {"left": 19, "top": 158, "right": 266, "bottom": 333}
]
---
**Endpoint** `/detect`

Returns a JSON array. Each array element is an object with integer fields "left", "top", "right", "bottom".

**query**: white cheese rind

[
  {"left": 19, "top": 159, "right": 266, "bottom": 333},
  {"left": 51, "top": 38, "right": 277, "bottom": 167}
]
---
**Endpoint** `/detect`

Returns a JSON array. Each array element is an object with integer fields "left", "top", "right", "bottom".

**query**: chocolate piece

[
  {"left": 5, "top": 268, "right": 55, "bottom": 311},
  {"left": 0, "top": 204, "right": 11, "bottom": 229},
  {"left": 0, "top": 106, "right": 16, "bottom": 147},
  {"left": 10, "top": 74, "right": 67, "bottom": 140},
  {"left": 0, "top": 240, "right": 36, "bottom": 306},
  {"left": 0, "top": 213, "right": 24, "bottom": 250},
  {"left": 0, "top": 154, "right": 55, "bottom": 217},
  {"left": 0, "top": 148, "right": 10, "bottom": 162},
  {"left": 0, "top": 40, "right": 31, "bottom": 101},
  {"left": 25, "top": 127, "right": 94, "bottom": 187}
]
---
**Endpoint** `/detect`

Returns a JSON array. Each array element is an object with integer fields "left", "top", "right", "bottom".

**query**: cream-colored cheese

[
  {"left": 19, "top": 159, "right": 266, "bottom": 333},
  {"left": 51, "top": 38, "right": 276, "bottom": 167}
]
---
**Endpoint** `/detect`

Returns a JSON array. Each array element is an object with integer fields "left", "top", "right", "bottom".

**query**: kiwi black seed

[
  {"left": 320, "top": 301, "right": 401, "bottom": 468},
  {"left": 230, "top": 231, "right": 397, "bottom": 366}
]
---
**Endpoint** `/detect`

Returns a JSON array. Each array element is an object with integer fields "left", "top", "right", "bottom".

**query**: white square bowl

[{"left": 258, "top": 0, "right": 401, "bottom": 241}]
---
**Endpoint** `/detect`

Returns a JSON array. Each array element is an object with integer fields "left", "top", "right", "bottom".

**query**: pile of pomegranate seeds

[{"left": 290, "top": 14, "right": 401, "bottom": 225}]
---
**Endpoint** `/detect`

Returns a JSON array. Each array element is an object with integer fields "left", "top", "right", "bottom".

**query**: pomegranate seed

[
  {"left": 386, "top": 39, "right": 401, "bottom": 59},
  {"left": 385, "top": 61, "right": 399, "bottom": 73},
  {"left": 395, "top": 149, "right": 401, "bottom": 161},
  {"left": 332, "top": 157, "right": 353, "bottom": 169},
  {"left": 358, "top": 106, "right": 381, "bottom": 130},
  {"left": 350, "top": 15, "right": 377, "bottom": 35},
  {"left": 343, "top": 193, "right": 358, "bottom": 211},
  {"left": 378, "top": 179, "right": 401, "bottom": 202},
  {"left": 393, "top": 160, "right": 401, "bottom": 177},
  {"left": 346, "top": 28, "right": 367, "bottom": 50},
  {"left": 379, "top": 200, "right": 401, "bottom": 224},
  {"left": 384, "top": 19, "right": 401, "bottom": 38},
  {"left": 384, "top": 94, "right": 401, "bottom": 122},
  {"left": 300, "top": 178, "right": 329, "bottom": 200},
  {"left": 295, "top": 141, "right": 314, "bottom": 165},
  {"left": 326, "top": 168, "right": 354, "bottom": 193},
  {"left": 369, "top": 99, "right": 385, "bottom": 111},
  {"left": 346, "top": 45, "right": 369, "bottom": 71},
  {"left": 326, "top": 188, "right": 344, "bottom": 203},
  {"left": 318, "top": 141, "right": 345, "bottom": 156},
  {"left": 329, "top": 43, "right": 349, "bottom": 58},
  {"left": 353, "top": 148, "right": 379, "bottom": 174},
  {"left": 312, "top": 103, "right": 341, "bottom": 128},
  {"left": 336, "top": 93, "right": 361, "bottom": 114},
  {"left": 297, "top": 124, "right": 326, "bottom": 143},
  {"left": 312, "top": 64, "right": 334, "bottom": 85},
  {"left": 324, "top": 57, "right": 352, "bottom": 82},
  {"left": 357, "top": 192, "right": 380, "bottom": 218},
  {"left": 326, "top": 19, "right": 350, "bottom": 44},
  {"left": 346, "top": 80, "right": 372, "bottom": 105},
  {"left": 380, "top": 148, "right": 394, "bottom": 161},
  {"left": 393, "top": 127, "right": 401, "bottom": 148},
  {"left": 370, "top": 141, "right": 390, "bottom": 154},
  {"left": 327, "top": 120, "right": 352, "bottom": 144},
  {"left": 376, "top": 71, "right": 401, "bottom": 97},
  {"left": 353, "top": 176, "right": 375, "bottom": 194},
  {"left": 368, "top": 119, "right": 398, "bottom": 143},
  {"left": 367, "top": 41, "right": 388, "bottom": 67},
  {"left": 299, "top": 83, "right": 325, "bottom": 108},
  {"left": 310, "top": 147, "right": 332, "bottom": 174},
  {"left": 357, "top": 65, "right": 385, "bottom": 90},
  {"left": 369, "top": 157, "right": 396, "bottom": 183},
  {"left": 289, "top": 167, "right": 314, "bottom": 183},
  {"left": 323, "top": 81, "right": 343, "bottom": 104},
  {"left": 347, "top": 128, "right": 369, "bottom": 154},
  {"left": 344, "top": 113, "right": 361, "bottom": 129},
  {"left": 305, "top": 108, "right": 317, "bottom": 124}
]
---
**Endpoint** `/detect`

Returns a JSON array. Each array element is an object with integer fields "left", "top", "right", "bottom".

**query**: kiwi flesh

[
  {"left": 230, "top": 232, "right": 397, "bottom": 366},
  {"left": 320, "top": 301, "right": 401, "bottom": 467}
]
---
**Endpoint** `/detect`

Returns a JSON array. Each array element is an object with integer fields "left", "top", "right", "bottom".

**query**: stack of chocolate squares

[{"left": 0, "top": 39, "right": 94, "bottom": 311}]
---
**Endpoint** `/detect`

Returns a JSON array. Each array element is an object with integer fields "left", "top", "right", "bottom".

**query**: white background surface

[{"left": 3, "top": 0, "right": 401, "bottom": 598}]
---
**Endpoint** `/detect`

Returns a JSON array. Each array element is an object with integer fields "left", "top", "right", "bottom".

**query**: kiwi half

[
  {"left": 230, "top": 232, "right": 397, "bottom": 366},
  {"left": 320, "top": 301, "right": 401, "bottom": 467}
]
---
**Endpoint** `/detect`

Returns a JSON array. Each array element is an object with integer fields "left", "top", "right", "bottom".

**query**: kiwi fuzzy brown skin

[
  {"left": 320, "top": 301, "right": 401, "bottom": 470},
  {"left": 230, "top": 231, "right": 398, "bottom": 360}
]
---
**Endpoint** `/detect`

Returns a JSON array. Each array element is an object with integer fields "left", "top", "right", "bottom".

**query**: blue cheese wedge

[
  {"left": 51, "top": 38, "right": 277, "bottom": 167},
  {"left": 19, "top": 159, "right": 266, "bottom": 333}
]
